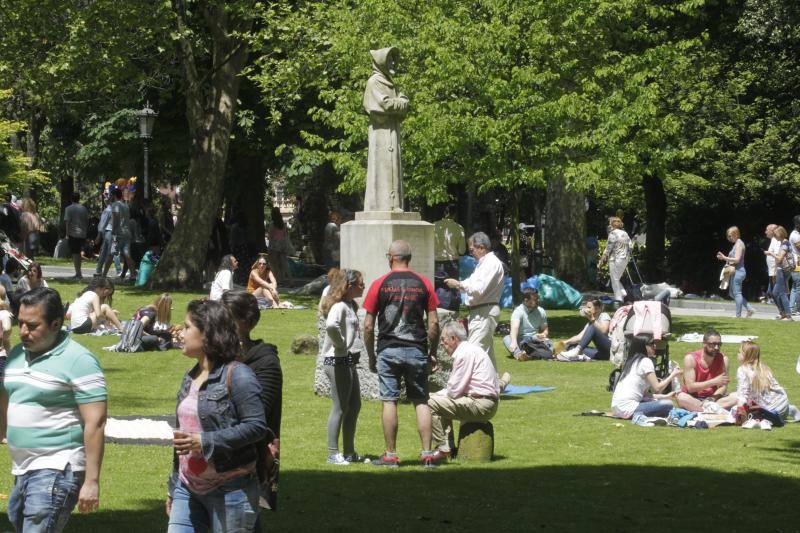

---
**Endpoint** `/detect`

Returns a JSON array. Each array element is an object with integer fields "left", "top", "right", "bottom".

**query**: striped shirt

[{"left": 2, "top": 333, "right": 107, "bottom": 475}]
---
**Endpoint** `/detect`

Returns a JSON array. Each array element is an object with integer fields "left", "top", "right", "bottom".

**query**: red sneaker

[{"left": 372, "top": 453, "right": 400, "bottom": 468}]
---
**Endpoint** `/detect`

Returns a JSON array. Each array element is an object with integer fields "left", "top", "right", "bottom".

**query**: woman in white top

[
  {"left": 16, "top": 262, "right": 48, "bottom": 294},
  {"left": 612, "top": 335, "right": 682, "bottom": 418},
  {"left": 209, "top": 254, "right": 237, "bottom": 301},
  {"left": 69, "top": 277, "right": 124, "bottom": 333},
  {"left": 561, "top": 299, "right": 613, "bottom": 360},
  {"left": 598, "top": 216, "right": 632, "bottom": 302},
  {"left": 717, "top": 341, "right": 792, "bottom": 427},
  {"left": 320, "top": 269, "right": 364, "bottom": 465}
]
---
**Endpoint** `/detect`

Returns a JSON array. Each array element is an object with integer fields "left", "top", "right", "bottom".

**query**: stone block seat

[{"left": 456, "top": 421, "right": 494, "bottom": 462}]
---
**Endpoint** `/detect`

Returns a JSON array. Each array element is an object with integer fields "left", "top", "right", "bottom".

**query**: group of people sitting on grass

[
  {"left": 0, "top": 283, "right": 283, "bottom": 532},
  {"left": 611, "top": 329, "right": 797, "bottom": 429}
]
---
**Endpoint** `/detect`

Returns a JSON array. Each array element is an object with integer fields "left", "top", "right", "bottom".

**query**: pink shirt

[
  {"left": 446, "top": 341, "right": 500, "bottom": 399},
  {"left": 177, "top": 382, "right": 254, "bottom": 495}
]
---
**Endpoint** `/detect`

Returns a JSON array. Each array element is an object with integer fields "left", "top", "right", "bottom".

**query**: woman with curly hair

[
  {"left": 209, "top": 254, "right": 238, "bottom": 301},
  {"left": 167, "top": 299, "right": 266, "bottom": 531},
  {"left": 320, "top": 269, "right": 365, "bottom": 465}
]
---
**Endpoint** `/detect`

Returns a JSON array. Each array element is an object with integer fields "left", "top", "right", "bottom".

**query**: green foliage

[{"left": 0, "top": 90, "right": 49, "bottom": 196}]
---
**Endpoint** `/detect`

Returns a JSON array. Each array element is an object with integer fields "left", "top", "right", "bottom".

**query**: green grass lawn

[{"left": 0, "top": 281, "right": 798, "bottom": 531}]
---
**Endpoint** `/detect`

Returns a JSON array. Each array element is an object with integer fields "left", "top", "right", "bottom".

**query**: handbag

[{"left": 780, "top": 245, "right": 796, "bottom": 274}]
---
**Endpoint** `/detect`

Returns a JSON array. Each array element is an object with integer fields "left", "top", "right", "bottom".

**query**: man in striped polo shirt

[{"left": 1, "top": 287, "right": 107, "bottom": 532}]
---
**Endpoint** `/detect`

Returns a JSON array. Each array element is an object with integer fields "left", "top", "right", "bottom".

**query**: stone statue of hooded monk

[{"left": 363, "top": 47, "right": 409, "bottom": 212}]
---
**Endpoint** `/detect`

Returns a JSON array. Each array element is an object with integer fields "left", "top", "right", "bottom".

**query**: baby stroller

[
  {"left": 0, "top": 230, "right": 32, "bottom": 277},
  {"left": 607, "top": 302, "right": 672, "bottom": 392}
]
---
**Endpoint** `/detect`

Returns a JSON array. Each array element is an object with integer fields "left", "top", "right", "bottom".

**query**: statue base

[{"left": 341, "top": 211, "right": 434, "bottom": 297}]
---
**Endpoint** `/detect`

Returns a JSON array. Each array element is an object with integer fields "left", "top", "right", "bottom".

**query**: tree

[{"left": 151, "top": 0, "right": 257, "bottom": 288}]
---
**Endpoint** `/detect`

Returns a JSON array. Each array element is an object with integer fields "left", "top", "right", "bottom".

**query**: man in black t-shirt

[{"left": 363, "top": 240, "right": 440, "bottom": 468}]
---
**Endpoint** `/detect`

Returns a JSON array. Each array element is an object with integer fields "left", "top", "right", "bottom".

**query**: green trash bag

[
  {"left": 136, "top": 251, "right": 159, "bottom": 287},
  {"left": 536, "top": 274, "right": 582, "bottom": 309}
]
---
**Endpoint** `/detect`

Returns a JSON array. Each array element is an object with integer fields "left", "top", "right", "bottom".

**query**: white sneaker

[
  {"left": 742, "top": 418, "right": 759, "bottom": 429},
  {"left": 760, "top": 419, "right": 773, "bottom": 431},
  {"left": 557, "top": 347, "right": 581, "bottom": 361},
  {"left": 327, "top": 453, "right": 350, "bottom": 465}
]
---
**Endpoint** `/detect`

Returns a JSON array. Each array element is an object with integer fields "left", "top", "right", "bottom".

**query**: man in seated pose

[
  {"left": 428, "top": 321, "right": 499, "bottom": 463},
  {"left": 503, "top": 287, "right": 549, "bottom": 361},
  {"left": 676, "top": 329, "right": 729, "bottom": 412}
]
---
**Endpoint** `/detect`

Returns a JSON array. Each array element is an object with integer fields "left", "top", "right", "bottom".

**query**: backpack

[
  {"left": 114, "top": 320, "right": 144, "bottom": 353},
  {"left": 519, "top": 337, "right": 554, "bottom": 360}
]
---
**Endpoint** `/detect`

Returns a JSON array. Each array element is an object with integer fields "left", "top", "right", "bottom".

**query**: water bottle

[{"left": 668, "top": 360, "right": 681, "bottom": 392}]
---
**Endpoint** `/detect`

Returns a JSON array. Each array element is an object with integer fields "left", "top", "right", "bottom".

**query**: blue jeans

[
  {"left": 377, "top": 346, "right": 429, "bottom": 401},
  {"left": 168, "top": 475, "right": 260, "bottom": 533},
  {"left": 95, "top": 230, "right": 113, "bottom": 274},
  {"left": 773, "top": 269, "right": 791, "bottom": 316},
  {"left": 8, "top": 465, "right": 84, "bottom": 533},
  {"left": 578, "top": 324, "right": 610, "bottom": 360},
  {"left": 502, "top": 334, "right": 524, "bottom": 357},
  {"left": 729, "top": 269, "right": 752, "bottom": 317},
  {"left": 634, "top": 399, "right": 674, "bottom": 418},
  {"left": 790, "top": 271, "right": 800, "bottom": 313}
]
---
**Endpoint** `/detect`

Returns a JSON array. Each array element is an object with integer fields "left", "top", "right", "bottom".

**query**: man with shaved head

[{"left": 363, "top": 240, "right": 440, "bottom": 468}]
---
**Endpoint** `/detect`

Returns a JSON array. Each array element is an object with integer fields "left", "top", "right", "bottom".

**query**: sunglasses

[{"left": 705, "top": 342, "right": 722, "bottom": 347}]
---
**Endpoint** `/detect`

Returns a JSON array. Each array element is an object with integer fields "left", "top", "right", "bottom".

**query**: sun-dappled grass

[{"left": 0, "top": 280, "right": 798, "bottom": 531}]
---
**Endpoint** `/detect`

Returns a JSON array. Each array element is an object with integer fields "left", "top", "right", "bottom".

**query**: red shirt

[
  {"left": 681, "top": 349, "right": 725, "bottom": 398},
  {"left": 363, "top": 268, "right": 439, "bottom": 353}
]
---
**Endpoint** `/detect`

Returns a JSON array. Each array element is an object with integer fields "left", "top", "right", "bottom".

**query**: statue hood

[{"left": 370, "top": 47, "right": 398, "bottom": 84}]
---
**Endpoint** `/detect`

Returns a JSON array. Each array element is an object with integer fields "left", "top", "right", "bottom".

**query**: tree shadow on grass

[
  {"left": 2, "top": 465, "right": 796, "bottom": 532},
  {"left": 267, "top": 465, "right": 798, "bottom": 532}
]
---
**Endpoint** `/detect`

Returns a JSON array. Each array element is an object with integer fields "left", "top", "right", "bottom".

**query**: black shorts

[
  {"left": 71, "top": 318, "right": 93, "bottom": 334},
  {"left": 68, "top": 237, "right": 86, "bottom": 255}
]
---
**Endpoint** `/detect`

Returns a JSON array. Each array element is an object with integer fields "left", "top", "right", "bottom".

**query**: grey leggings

[{"left": 325, "top": 364, "right": 361, "bottom": 454}]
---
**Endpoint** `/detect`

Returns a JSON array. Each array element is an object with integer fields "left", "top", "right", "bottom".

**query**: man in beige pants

[{"left": 428, "top": 321, "right": 499, "bottom": 463}]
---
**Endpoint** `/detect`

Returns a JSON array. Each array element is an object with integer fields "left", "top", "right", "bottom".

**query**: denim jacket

[{"left": 167, "top": 361, "right": 266, "bottom": 496}]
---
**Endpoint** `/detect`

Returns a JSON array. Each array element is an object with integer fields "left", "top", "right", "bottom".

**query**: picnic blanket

[
  {"left": 502, "top": 385, "right": 556, "bottom": 395},
  {"left": 676, "top": 332, "right": 758, "bottom": 344}
]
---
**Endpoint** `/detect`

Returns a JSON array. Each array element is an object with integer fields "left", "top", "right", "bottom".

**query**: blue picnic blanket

[{"left": 502, "top": 385, "right": 556, "bottom": 395}]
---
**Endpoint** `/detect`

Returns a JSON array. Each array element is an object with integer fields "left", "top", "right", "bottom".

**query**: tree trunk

[
  {"left": 643, "top": 173, "right": 666, "bottom": 280},
  {"left": 545, "top": 176, "right": 587, "bottom": 287},
  {"left": 26, "top": 106, "right": 45, "bottom": 170},
  {"left": 151, "top": 1, "right": 254, "bottom": 289}
]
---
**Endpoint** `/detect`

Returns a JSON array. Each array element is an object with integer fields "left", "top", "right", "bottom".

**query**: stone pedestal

[
  {"left": 456, "top": 421, "right": 494, "bottom": 462},
  {"left": 341, "top": 211, "right": 434, "bottom": 296}
]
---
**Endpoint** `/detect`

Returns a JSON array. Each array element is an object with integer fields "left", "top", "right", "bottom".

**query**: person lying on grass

[
  {"left": 715, "top": 340, "right": 797, "bottom": 429},
  {"left": 611, "top": 334, "right": 682, "bottom": 419},
  {"left": 67, "top": 277, "right": 123, "bottom": 334}
]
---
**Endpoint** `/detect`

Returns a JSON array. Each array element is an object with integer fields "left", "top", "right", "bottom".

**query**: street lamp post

[{"left": 135, "top": 102, "right": 158, "bottom": 201}]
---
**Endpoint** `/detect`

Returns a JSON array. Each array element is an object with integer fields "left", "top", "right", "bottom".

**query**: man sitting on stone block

[
  {"left": 503, "top": 287, "right": 549, "bottom": 361},
  {"left": 428, "top": 321, "right": 503, "bottom": 464}
]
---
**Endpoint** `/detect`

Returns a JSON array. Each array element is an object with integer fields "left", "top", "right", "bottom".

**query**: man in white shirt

[
  {"left": 444, "top": 231, "right": 505, "bottom": 369},
  {"left": 427, "top": 321, "right": 500, "bottom": 463},
  {"left": 765, "top": 224, "right": 779, "bottom": 304},
  {"left": 790, "top": 216, "right": 800, "bottom": 315}
]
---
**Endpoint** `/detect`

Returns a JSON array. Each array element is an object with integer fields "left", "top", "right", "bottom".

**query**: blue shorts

[{"left": 377, "top": 346, "right": 429, "bottom": 401}]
